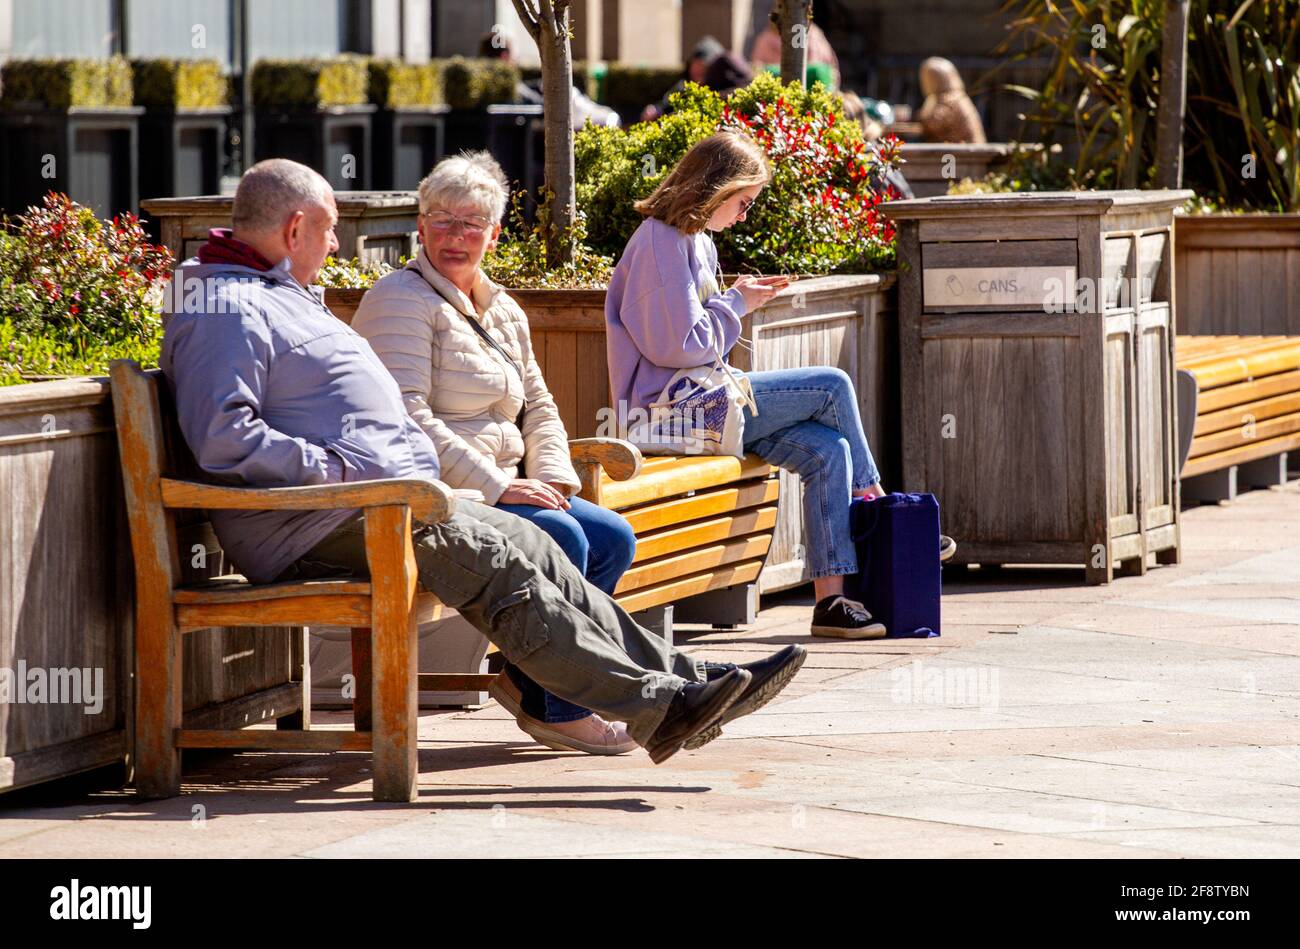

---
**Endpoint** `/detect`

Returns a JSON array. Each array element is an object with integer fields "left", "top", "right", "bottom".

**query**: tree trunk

[
  {"left": 1154, "top": 0, "right": 1190, "bottom": 189},
  {"left": 513, "top": 0, "right": 575, "bottom": 268},
  {"left": 773, "top": 0, "right": 810, "bottom": 88}
]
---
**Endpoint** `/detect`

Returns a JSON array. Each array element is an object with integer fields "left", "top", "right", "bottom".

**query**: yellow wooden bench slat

[
  {"left": 599, "top": 454, "right": 773, "bottom": 510},
  {"left": 620, "top": 478, "right": 780, "bottom": 534},
  {"left": 615, "top": 532, "right": 774, "bottom": 595},
  {"left": 615, "top": 560, "right": 766, "bottom": 616},
  {"left": 1195, "top": 368, "right": 1300, "bottom": 414},
  {"left": 1176, "top": 336, "right": 1292, "bottom": 368},
  {"left": 1180, "top": 342, "right": 1300, "bottom": 389},
  {"left": 1194, "top": 391, "right": 1300, "bottom": 437},
  {"left": 1182, "top": 430, "right": 1300, "bottom": 478},
  {"left": 633, "top": 506, "right": 779, "bottom": 564},
  {"left": 1189, "top": 408, "right": 1300, "bottom": 458}
]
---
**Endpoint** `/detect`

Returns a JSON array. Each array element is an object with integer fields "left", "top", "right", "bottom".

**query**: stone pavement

[{"left": 2, "top": 479, "right": 1298, "bottom": 858}]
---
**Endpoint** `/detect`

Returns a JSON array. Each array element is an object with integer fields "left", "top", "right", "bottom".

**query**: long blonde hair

[{"left": 634, "top": 131, "right": 771, "bottom": 234}]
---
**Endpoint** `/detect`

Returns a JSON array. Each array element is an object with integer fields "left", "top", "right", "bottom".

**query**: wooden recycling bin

[
  {"left": 889, "top": 190, "right": 1192, "bottom": 584},
  {"left": 140, "top": 191, "right": 420, "bottom": 264}
]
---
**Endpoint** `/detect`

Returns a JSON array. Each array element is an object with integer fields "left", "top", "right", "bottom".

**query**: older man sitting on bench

[{"left": 160, "top": 158, "right": 805, "bottom": 764}]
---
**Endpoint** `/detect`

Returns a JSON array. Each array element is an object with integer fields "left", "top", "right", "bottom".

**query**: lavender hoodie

[{"left": 604, "top": 217, "right": 749, "bottom": 414}]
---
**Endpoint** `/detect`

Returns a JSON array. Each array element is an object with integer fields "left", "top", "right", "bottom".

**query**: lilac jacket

[
  {"left": 604, "top": 217, "right": 749, "bottom": 414},
  {"left": 161, "top": 258, "right": 442, "bottom": 583}
]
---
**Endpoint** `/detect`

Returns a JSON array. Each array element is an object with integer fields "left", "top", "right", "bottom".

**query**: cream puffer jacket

[{"left": 350, "top": 251, "right": 581, "bottom": 505}]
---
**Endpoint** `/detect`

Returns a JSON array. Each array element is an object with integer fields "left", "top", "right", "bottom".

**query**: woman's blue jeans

[
  {"left": 496, "top": 495, "right": 637, "bottom": 722},
  {"left": 742, "top": 367, "right": 881, "bottom": 579}
]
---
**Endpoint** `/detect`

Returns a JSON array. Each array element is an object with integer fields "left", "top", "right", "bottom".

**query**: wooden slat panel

[
  {"left": 176, "top": 729, "right": 372, "bottom": 751},
  {"left": 1189, "top": 410, "right": 1300, "bottom": 458},
  {"left": 971, "top": 338, "right": 1007, "bottom": 542},
  {"left": 633, "top": 506, "right": 778, "bottom": 564},
  {"left": 619, "top": 478, "right": 779, "bottom": 534},
  {"left": 615, "top": 533, "right": 773, "bottom": 594},
  {"left": 177, "top": 595, "right": 373, "bottom": 631},
  {"left": 600, "top": 455, "right": 773, "bottom": 510},
  {"left": 1034, "top": 337, "right": 1072, "bottom": 541},
  {"left": 173, "top": 578, "right": 371, "bottom": 603},
  {"left": 1182, "top": 430, "right": 1300, "bottom": 477},
  {"left": 1195, "top": 368, "right": 1300, "bottom": 414},
  {"left": 1195, "top": 391, "right": 1300, "bottom": 437},
  {"left": 615, "top": 559, "right": 765, "bottom": 615}
]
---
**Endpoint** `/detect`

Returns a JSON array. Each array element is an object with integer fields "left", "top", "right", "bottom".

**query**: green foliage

[
  {"left": 603, "top": 63, "right": 684, "bottom": 114},
  {"left": 368, "top": 59, "right": 443, "bottom": 109},
  {"left": 0, "top": 319, "right": 160, "bottom": 386},
  {"left": 130, "top": 58, "right": 228, "bottom": 109},
  {"left": 999, "top": 0, "right": 1300, "bottom": 211},
  {"left": 251, "top": 57, "right": 369, "bottom": 109},
  {"left": 440, "top": 57, "right": 520, "bottom": 110},
  {"left": 946, "top": 144, "right": 1075, "bottom": 194},
  {"left": 1, "top": 57, "right": 133, "bottom": 108},
  {"left": 576, "top": 73, "right": 902, "bottom": 275},
  {"left": 0, "top": 193, "right": 171, "bottom": 350},
  {"left": 483, "top": 194, "right": 614, "bottom": 289},
  {"left": 313, "top": 256, "right": 400, "bottom": 289}
]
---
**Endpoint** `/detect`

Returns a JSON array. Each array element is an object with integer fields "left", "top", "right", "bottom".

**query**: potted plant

[
  {"left": 251, "top": 56, "right": 374, "bottom": 191},
  {"left": 0, "top": 57, "right": 142, "bottom": 219},
  {"left": 132, "top": 58, "right": 232, "bottom": 205},
  {"left": 368, "top": 59, "right": 448, "bottom": 191}
]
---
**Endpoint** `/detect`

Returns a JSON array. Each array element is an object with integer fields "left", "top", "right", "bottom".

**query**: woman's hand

[
  {"left": 732, "top": 274, "right": 791, "bottom": 312},
  {"left": 498, "top": 479, "right": 571, "bottom": 510}
]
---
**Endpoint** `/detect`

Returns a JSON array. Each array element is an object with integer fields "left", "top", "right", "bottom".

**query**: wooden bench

[
  {"left": 325, "top": 290, "right": 780, "bottom": 638},
  {"left": 110, "top": 361, "right": 483, "bottom": 803},
  {"left": 1176, "top": 335, "right": 1300, "bottom": 501}
]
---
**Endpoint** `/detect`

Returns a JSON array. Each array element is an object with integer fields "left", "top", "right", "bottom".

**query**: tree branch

[{"left": 510, "top": 0, "right": 540, "bottom": 40}]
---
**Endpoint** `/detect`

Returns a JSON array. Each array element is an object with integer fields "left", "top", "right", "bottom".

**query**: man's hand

[{"left": 498, "top": 478, "right": 571, "bottom": 510}]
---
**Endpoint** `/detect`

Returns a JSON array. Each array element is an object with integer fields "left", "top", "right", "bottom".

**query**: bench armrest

[
  {"left": 158, "top": 477, "right": 456, "bottom": 524},
  {"left": 568, "top": 437, "right": 642, "bottom": 482}
]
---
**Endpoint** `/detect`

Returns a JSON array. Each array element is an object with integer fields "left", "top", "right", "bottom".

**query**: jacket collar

[{"left": 410, "top": 248, "right": 501, "bottom": 318}]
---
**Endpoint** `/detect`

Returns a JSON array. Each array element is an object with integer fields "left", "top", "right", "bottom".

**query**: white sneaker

[{"left": 489, "top": 673, "right": 637, "bottom": 755}]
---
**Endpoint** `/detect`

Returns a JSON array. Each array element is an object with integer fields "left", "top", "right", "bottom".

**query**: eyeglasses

[
  {"left": 423, "top": 210, "right": 492, "bottom": 237},
  {"left": 737, "top": 195, "right": 756, "bottom": 216}
]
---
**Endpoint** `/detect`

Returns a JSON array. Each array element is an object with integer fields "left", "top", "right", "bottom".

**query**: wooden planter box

[
  {"left": 0, "top": 106, "right": 143, "bottom": 219},
  {"left": 141, "top": 191, "right": 420, "bottom": 265},
  {"left": 0, "top": 378, "right": 298, "bottom": 794},
  {"left": 138, "top": 107, "right": 231, "bottom": 204},
  {"left": 899, "top": 143, "right": 1018, "bottom": 198},
  {"left": 1174, "top": 214, "right": 1300, "bottom": 336},
  {"left": 254, "top": 105, "right": 377, "bottom": 192},
  {"left": 889, "top": 190, "right": 1192, "bottom": 584},
  {"left": 332, "top": 275, "right": 898, "bottom": 595}
]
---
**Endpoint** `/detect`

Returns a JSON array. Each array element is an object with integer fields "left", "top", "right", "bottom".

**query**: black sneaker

[
  {"left": 940, "top": 534, "right": 957, "bottom": 563},
  {"left": 810, "top": 595, "right": 887, "bottom": 639},
  {"left": 684, "top": 645, "right": 807, "bottom": 749}
]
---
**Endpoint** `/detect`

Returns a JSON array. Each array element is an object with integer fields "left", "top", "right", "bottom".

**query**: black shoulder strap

[{"left": 412, "top": 263, "right": 523, "bottom": 382}]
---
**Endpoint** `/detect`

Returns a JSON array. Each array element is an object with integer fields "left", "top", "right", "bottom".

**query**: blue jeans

[
  {"left": 496, "top": 495, "right": 637, "bottom": 722},
  {"left": 742, "top": 367, "right": 881, "bottom": 579}
]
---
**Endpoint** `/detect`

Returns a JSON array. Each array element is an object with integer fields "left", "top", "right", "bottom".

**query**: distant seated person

[
  {"left": 917, "top": 57, "right": 986, "bottom": 144},
  {"left": 479, "top": 31, "right": 619, "bottom": 129},
  {"left": 159, "top": 158, "right": 807, "bottom": 765},
  {"left": 641, "top": 35, "right": 725, "bottom": 123},
  {"left": 838, "top": 91, "right": 914, "bottom": 200},
  {"left": 749, "top": 19, "right": 840, "bottom": 90}
]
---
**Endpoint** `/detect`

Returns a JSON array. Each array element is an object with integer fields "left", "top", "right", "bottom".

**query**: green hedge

[
  {"left": 368, "top": 59, "right": 443, "bottom": 109},
  {"left": 519, "top": 59, "right": 598, "bottom": 100},
  {"left": 439, "top": 57, "right": 520, "bottom": 110},
  {"left": 0, "top": 57, "right": 133, "bottom": 109},
  {"left": 603, "top": 63, "right": 683, "bottom": 114},
  {"left": 131, "top": 58, "right": 228, "bottom": 109},
  {"left": 251, "top": 56, "right": 369, "bottom": 109}
]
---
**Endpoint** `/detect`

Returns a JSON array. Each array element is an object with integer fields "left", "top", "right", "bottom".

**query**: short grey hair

[
  {"left": 418, "top": 151, "right": 509, "bottom": 222},
  {"left": 232, "top": 159, "right": 333, "bottom": 233}
]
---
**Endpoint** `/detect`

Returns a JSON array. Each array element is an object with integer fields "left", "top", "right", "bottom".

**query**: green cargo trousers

[{"left": 279, "top": 500, "right": 706, "bottom": 745}]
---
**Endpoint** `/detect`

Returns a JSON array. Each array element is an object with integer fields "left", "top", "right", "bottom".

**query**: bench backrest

[{"left": 110, "top": 361, "right": 192, "bottom": 605}]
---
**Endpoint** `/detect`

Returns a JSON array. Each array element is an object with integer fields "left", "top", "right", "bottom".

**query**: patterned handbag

[{"left": 628, "top": 326, "right": 757, "bottom": 458}]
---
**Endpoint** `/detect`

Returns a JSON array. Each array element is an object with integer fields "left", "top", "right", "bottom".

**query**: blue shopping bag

[{"left": 845, "top": 493, "right": 942, "bottom": 638}]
